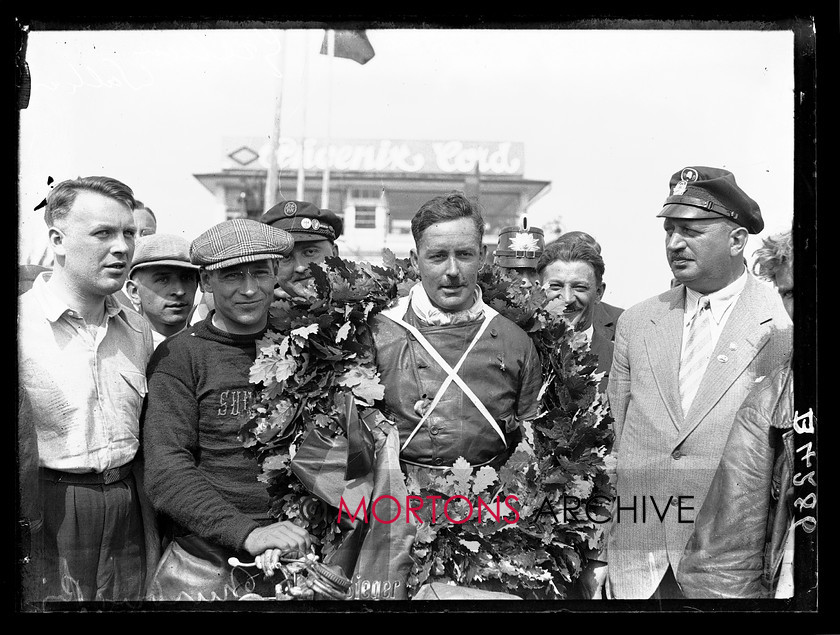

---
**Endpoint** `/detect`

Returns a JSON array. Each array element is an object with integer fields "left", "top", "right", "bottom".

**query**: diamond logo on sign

[
  {"left": 228, "top": 146, "right": 259, "bottom": 166},
  {"left": 283, "top": 202, "right": 297, "bottom": 216}
]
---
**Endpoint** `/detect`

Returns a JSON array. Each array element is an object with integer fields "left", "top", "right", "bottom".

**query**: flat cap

[
  {"left": 129, "top": 233, "right": 199, "bottom": 278},
  {"left": 190, "top": 218, "right": 294, "bottom": 270},
  {"left": 260, "top": 200, "right": 344, "bottom": 243},
  {"left": 657, "top": 166, "right": 763, "bottom": 234},
  {"left": 494, "top": 225, "right": 545, "bottom": 268}
]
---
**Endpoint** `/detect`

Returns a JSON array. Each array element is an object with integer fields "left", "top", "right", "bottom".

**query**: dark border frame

[{"left": 11, "top": 8, "right": 831, "bottom": 625}]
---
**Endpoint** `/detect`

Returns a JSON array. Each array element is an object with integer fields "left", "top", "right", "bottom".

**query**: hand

[
  {"left": 289, "top": 278, "right": 318, "bottom": 302},
  {"left": 255, "top": 548, "right": 285, "bottom": 578},
  {"left": 243, "top": 521, "right": 313, "bottom": 559},
  {"left": 273, "top": 282, "right": 315, "bottom": 303}
]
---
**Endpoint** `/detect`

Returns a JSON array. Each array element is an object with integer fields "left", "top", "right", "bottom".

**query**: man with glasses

[{"left": 142, "top": 219, "right": 314, "bottom": 600}]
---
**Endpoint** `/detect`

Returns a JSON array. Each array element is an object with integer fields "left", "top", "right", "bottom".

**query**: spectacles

[{"left": 215, "top": 265, "right": 276, "bottom": 285}]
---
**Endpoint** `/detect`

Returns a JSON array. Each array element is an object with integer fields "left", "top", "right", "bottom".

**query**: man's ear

[
  {"left": 48, "top": 226, "right": 66, "bottom": 258},
  {"left": 409, "top": 248, "right": 419, "bottom": 274},
  {"left": 596, "top": 281, "right": 606, "bottom": 302},
  {"left": 479, "top": 244, "right": 487, "bottom": 262},
  {"left": 124, "top": 278, "right": 142, "bottom": 310},
  {"left": 729, "top": 227, "right": 749, "bottom": 257},
  {"left": 330, "top": 243, "right": 339, "bottom": 257},
  {"left": 199, "top": 269, "right": 213, "bottom": 294}
]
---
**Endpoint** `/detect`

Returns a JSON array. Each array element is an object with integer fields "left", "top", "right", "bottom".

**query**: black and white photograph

[{"left": 13, "top": 12, "right": 827, "bottom": 619}]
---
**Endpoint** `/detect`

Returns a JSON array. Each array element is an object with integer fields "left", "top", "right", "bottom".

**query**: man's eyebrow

[{"left": 88, "top": 223, "right": 119, "bottom": 232}]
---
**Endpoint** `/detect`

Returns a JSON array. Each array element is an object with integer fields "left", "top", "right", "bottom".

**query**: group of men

[{"left": 17, "top": 163, "right": 797, "bottom": 605}]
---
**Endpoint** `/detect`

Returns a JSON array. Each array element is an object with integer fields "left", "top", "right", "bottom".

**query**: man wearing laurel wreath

[
  {"left": 371, "top": 191, "right": 543, "bottom": 471},
  {"left": 141, "top": 219, "right": 317, "bottom": 600}
]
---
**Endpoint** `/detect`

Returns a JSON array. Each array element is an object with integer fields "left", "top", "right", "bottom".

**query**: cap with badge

[
  {"left": 129, "top": 233, "right": 199, "bottom": 278},
  {"left": 260, "top": 200, "right": 344, "bottom": 243},
  {"left": 494, "top": 224, "right": 545, "bottom": 268},
  {"left": 657, "top": 166, "right": 764, "bottom": 234},
  {"left": 190, "top": 218, "right": 294, "bottom": 270}
]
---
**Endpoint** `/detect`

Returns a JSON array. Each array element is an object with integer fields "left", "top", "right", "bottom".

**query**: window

[
  {"left": 350, "top": 187, "right": 380, "bottom": 200},
  {"left": 355, "top": 205, "right": 377, "bottom": 229}
]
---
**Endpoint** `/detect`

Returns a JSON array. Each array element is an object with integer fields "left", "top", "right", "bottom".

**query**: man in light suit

[
  {"left": 537, "top": 234, "right": 623, "bottom": 393},
  {"left": 604, "top": 166, "right": 792, "bottom": 599}
]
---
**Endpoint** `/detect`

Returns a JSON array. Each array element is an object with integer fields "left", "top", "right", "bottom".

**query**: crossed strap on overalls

[{"left": 379, "top": 296, "right": 506, "bottom": 460}]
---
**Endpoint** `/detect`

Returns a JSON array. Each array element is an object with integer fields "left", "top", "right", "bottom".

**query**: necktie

[{"left": 679, "top": 296, "right": 712, "bottom": 416}]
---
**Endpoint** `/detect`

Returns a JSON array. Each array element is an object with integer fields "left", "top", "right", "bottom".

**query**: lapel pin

[
  {"left": 755, "top": 375, "right": 766, "bottom": 383},
  {"left": 729, "top": 342, "right": 738, "bottom": 350},
  {"left": 717, "top": 354, "right": 728, "bottom": 363}
]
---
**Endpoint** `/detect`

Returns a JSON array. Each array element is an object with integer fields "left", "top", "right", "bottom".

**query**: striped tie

[{"left": 679, "top": 296, "right": 712, "bottom": 416}]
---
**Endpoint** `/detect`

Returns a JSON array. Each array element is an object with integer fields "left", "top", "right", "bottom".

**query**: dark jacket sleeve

[
  {"left": 677, "top": 400, "right": 777, "bottom": 598},
  {"left": 142, "top": 346, "right": 261, "bottom": 552},
  {"left": 515, "top": 336, "right": 543, "bottom": 422}
]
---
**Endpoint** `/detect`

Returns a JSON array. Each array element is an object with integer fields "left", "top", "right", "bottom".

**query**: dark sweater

[{"left": 142, "top": 315, "right": 270, "bottom": 551}]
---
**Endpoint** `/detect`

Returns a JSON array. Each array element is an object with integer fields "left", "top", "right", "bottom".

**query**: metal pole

[
  {"left": 320, "top": 30, "right": 334, "bottom": 210},
  {"left": 264, "top": 30, "right": 287, "bottom": 211},
  {"left": 296, "top": 31, "right": 310, "bottom": 201}
]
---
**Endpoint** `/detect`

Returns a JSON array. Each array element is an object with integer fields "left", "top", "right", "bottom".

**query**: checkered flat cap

[{"left": 190, "top": 218, "right": 294, "bottom": 270}]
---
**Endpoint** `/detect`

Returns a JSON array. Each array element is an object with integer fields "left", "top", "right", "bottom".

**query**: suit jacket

[
  {"left": 605, "top": 274, "right": 792, "bottom": 599},
  {"left": 590, "top": 301, "right": 624, "bottom": 393}
]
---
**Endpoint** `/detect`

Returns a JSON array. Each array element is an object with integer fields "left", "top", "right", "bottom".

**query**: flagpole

[
  {"left": 264, "top": 29, "right": 287, "bottom": 211},
  {"left": 296, "top": 31, "right": 310, "bottom": 201},
  {"left": 320, "top": 29, "right": 334, "bottom": 210}
]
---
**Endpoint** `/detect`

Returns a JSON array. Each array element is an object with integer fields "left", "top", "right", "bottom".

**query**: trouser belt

[{"left": 40, "top": 462, "right": 134, "bottom": 485}]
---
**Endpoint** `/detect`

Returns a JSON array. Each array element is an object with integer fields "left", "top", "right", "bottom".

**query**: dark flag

[{"left": 321, "top": 30, "right": 376, "bottom": 65}]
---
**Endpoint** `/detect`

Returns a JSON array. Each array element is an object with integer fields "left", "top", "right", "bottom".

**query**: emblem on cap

[
  {"left": 300, "top": 218, "right": 312, "bottom": 229},
  {"left": 283, "top": 201, "right": 297, "bottom": 216},
  {"left": 509, "top": 232, "right": 540, "bottom": 252},
  {"left": 311, "top": 219, "right": 321, "bottom": 230},
  {"left": 673, "top": 167, "right": 699, "bottom": 196}
]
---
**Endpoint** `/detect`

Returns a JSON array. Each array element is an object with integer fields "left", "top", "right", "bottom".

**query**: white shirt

[
  {"left": 681, "top": 267, "right": 748, "bottom": 357},
  {"left": 152, "top": 328, "right": 168, "bottom": 349},
  {"left": 18, "top": 273, "right": 154, "bottom": 473}
]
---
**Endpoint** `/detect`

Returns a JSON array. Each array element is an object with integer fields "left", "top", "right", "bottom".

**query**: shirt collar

[
  {"left": 408, "top": 282, "right": 486, "bottom": 326},
  {"left": 31, "top": 270, "right": 128, "bottom": 324},
  {"left": 684, "top": 266, "right": 748, "bottom": 324},
  {"left": 582, "top": 323, "right": 594, "bottom": 341}
]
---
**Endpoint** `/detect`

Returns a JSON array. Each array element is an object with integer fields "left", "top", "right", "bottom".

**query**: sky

[{"left": 17, "top": 24, "right": 797, "bottom": 311}]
